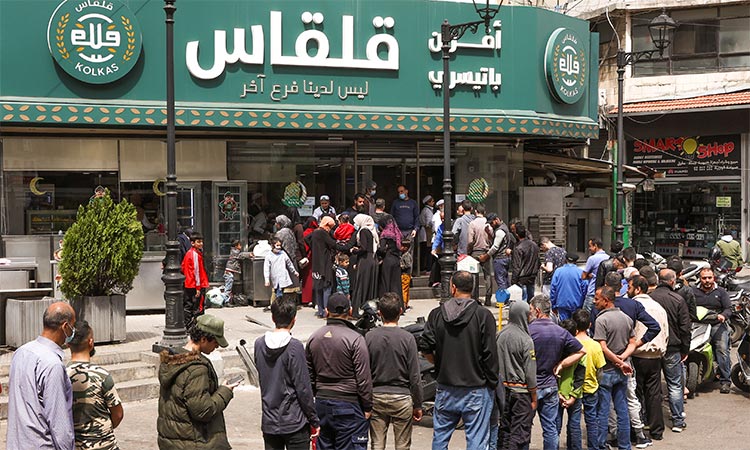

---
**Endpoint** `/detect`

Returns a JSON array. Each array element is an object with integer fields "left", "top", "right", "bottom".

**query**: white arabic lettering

[
  {"left": 186, "top": 26, "right": 264, "bottom": 80},
  {"left": 427, "top": 67, "right": 501, "bottom": 91},
  {"left": 75, "top": 0, "right": 114, "bottom": 13},
  {"left": 428, "top": 20, "right": 502, "bottom": 53}
]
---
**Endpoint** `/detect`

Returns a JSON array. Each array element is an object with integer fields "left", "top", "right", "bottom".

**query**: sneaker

[
  {"left": 635, "top": 436, "right": 653, "bottom": 448},
  {"left": 430, "top": 282, "right": 441, "bottom": 288},
  {"left": 671, "top": 423, "right": 687, "bottom": 433},
  {"left": 720, "top": 383, "right": 731, "bottom": 394}
]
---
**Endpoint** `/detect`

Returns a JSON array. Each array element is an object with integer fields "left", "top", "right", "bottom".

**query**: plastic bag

[{"left": 206, "top": 287, "right": 225, "bottom": 308}]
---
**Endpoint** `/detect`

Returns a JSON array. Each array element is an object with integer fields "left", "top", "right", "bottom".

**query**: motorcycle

[
  {"left": 685, "top": 307, "right": 717, "bottom": 398},
  {"left": 731, "top": 324, "right": 750, "bottom": 393},
  {"left": 728, "top": 291, "right": 750, "bottom": 345}
]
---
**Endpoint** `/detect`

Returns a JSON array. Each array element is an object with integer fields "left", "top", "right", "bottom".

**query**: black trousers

[
  {"left": 498, "top": 390, "right": 534, "bottom": 450},
  {"left": 263, "top": 424, "right": 311, "bottom": 450},
  {"left": 183, "top": 287, "right": 205, "bottom": 330},
  {"left": 633, "top": 356, "right": 665, "bottom": 437}
]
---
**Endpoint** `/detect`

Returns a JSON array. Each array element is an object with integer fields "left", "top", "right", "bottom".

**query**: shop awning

[
  {"left": 524, "top": 151, "right": 612, "bottom": 175},
  {"left": 609, "top": 90, "right": 750, "bottom": 116}
]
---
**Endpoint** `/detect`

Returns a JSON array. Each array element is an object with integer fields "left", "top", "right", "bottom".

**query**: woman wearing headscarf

[
  {"left": 300, "top": 217, "right": 318, "bottom": 305},
  {"left": 378, "top": 215, "right": 403, "bottom": 303},
  {"left": 274, "top": 215, "right": 298, "bottom": 272},
  {"left": 306, "top": 216, "right": 351, "bottom": 318},
  {"left": 351, "top": 214, "right": 379, "bottom": 318}
]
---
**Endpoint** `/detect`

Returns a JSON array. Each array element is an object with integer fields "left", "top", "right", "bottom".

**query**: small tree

[{"left": 59, "top": 190, "right": 144, "bottom": 298}]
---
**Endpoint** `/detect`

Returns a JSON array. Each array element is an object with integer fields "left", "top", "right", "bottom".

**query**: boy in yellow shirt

[{"left": 573, "top": 309, "right": 606, "bottom": 450}]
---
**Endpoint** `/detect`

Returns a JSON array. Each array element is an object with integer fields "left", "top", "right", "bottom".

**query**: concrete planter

[
  {"left": 5, "top": 297, "right": 56, "bottom": 348},
  {"left": 70, "top": 295, "right": 126, "bottom": 343}
]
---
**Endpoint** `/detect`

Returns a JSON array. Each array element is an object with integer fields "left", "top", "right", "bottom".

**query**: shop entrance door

[{"left": 567, "top": 209, "right": 602, "bottom": 259}]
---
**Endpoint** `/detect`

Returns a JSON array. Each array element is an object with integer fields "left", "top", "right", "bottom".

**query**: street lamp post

[
  {"left": 439, "top": 0, "right": 502, "bottom": 302},
  {"left": 614, "top": 9, "right": 677, "bottom": 245},
  {"left": 154, "top": 0, "right": 187, "bottom": 352}
]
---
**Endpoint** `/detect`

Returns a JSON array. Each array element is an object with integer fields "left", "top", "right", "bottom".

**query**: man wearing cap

[
  {"left": 549, "top": 253, "right": 585, "bottom": 321},
  {"left": 418, "top": 195, "right": 435, "bottom": 274},
  {"left": 313, "top": 195, "right": 337, "bottom": 222},
  {"left": 307, "top": 293, "right": 373, "bottom": 449},
  {"left": 157, "top": 315, "right": 240, "bottom": 450}
]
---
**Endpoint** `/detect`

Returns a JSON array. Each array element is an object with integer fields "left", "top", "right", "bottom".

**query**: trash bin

[
  {"left": 456, "top": 255, "right": 481, "bottom": 300},
  {"left": 247, "top": 256, "right": 272, "bottom": 307}
]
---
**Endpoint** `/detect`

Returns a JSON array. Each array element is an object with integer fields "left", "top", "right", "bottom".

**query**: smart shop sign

[{"left": 46, "top": 0, "right": 143, "bottom": 84}]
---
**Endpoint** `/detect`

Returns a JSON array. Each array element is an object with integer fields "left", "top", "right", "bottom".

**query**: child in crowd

[
  {"left": 335, "top": 253, "right": 351, "bottom": 299},
  {"left": 263, "top": 237, "right": 299, "bottom": 307},
  {"left": 572, "top": 309, "right": 606, "bottom": 450},
  {"left": 557, "top": 319, "right": 586, "bottom": 450},
  {"left": 223, "top": 239, "right": 253, "bottom": 306},
  {"left": 400, "top": 239, "right": 413, "bottom": 310},
  {"left": 333, "top": 213, "right": 355, "bottom": 243}
]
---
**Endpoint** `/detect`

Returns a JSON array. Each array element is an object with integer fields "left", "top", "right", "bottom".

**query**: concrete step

[
  {"left": 107, "top": 361, "right": 157, "bottom": 384},
  {"left": 410, "top": 286, "right": 441, "bottom": 300},
  {"left": 115, "top": 377, "right": 161, "bottom": 403}
]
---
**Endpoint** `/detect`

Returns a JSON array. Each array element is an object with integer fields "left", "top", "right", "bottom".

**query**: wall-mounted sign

[
  {"left": 544, "top": 27, "right": 587, "bottom": 104},
  {"left": 46, "top": 0, "right": 143, "bottom": 84},
  {"left": 628, "top": 135, "right": 741, "bottom": 179},
  {"left": 716, "top": 196, "right": 732, "bottom": 208}
]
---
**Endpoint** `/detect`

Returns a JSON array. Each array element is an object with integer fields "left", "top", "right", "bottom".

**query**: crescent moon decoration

[
  {"left": 153, "top": 178, "right": 167, "bottom": 197},
  {"left": 467, "top": 177, "right": 490, "bottom": 204},
  {"left": 30, "top": 177, "right": 48, "bottom": 196}
]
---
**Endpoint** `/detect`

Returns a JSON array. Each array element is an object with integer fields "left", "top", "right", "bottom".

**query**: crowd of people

[{"left": 4, "top": 183, "right": 740, "bottom": 450}]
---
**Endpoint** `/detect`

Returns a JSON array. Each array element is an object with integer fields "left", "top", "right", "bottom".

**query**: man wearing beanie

[{"left": 306, "top": 293, "right": 373, "bottom": 449}]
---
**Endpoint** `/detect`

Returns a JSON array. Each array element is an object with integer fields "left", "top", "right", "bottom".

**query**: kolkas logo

[
  {"left": 47, "top": 0, "right": 142, "bottom": 84},
  {"left": 544, "top": 27, "right": 587, "bottom": 104}
]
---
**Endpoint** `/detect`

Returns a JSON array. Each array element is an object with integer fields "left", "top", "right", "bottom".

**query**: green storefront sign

[{"left": 1, "top": 0, "right": 599, "bottom": 138}]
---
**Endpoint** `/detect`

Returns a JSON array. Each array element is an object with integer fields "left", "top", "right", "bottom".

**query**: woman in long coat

[
  {"left": 351, "top": 214, "right": 379, "bottom": 318},
  {"left": 378, "top": 215, "right": 403, "bottom": 303},
  {"left": 300, "top": 217, "right": 318, "bottom": 305}
]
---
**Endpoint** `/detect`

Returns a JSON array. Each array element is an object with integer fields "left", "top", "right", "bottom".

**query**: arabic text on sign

[
  {"left": 427, "top": 20, "right": 502, "bottom": 53},
  {"left": 186, "top": 11, "right": 400, "bottom": 80},
  {"left": 428, "top": 67, "right": 502, "bottom": 91},
  {"left": 241, "top": 75, "right": 369, "bottom": 102}
]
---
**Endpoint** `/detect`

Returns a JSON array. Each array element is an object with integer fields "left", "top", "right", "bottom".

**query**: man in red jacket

[{"left": 182, "top": 233, "right": 209, "bottom": 329}]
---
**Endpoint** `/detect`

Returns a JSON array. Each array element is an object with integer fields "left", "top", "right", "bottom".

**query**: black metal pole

[
  {"left": 439, "top": 20, "right": 457, "bottom": 303},
  {"left": 154, "top": 0, "right": 186, "bottom": 352},
  {"left": 614, "top": 50, "right": 625, "bottom": 246}
]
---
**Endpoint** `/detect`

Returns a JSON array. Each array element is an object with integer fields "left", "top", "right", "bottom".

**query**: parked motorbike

[
  {"left": 731, "top": 325, "right": 750, "bottom": 393},
  {"left": 686, "top": 307, "right": 717, "bottom": 398},
  {"left": 729, "top": 292, "right": 750, "bottom": 346},
  {"left": 680, "top": 260, "right": 710, "bottom": 285}
]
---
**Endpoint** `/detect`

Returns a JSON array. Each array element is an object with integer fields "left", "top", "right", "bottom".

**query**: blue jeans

[
  {"left": 536, "top": 386, "right": 559, "bottom": 450},
  {"left": 315, "top": 286, "right": 332, "bottom": 317},
  {"left": 581, "top": 393, "right": 599, "bottom": 450},
  {"left": 556, "top": 397, "right": 582, "bottom": 450},
  {"left": 711, "top": 322, "right": 731, "bottom": 383},
  {"left": 433, "top": 385, "right": 493, "bottom": 450},
  {"left": 493, "top": 257, "right": 510, "bottom": 290},
  {"left": 521, "top": 284, "right": 535, "bottom": 303},
  {"left": 582, "top": 295, "right": 594, "bottom": 313},
  {"left": 661, "top": 351, "right": 685, "bottom": 427},
  {"left": 315, "top": 398, "right": 368, "bottom": 450},
  {"left": 222, "top": 271, "right": 234, "bottom": 302},
  {"left": 596, "top": 370, "right": 630, "bottom": 450}
]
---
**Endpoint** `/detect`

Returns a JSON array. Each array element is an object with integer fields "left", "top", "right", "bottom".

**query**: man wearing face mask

[
  {"left": 66, "top": 321, "right": 124, "bottom": 450},
  {"left": 364, "top": 180, "right": 378, "bottom": 216},
  {"left": 6, "top": 302, "right": 76, "bottom": 450},
  {"left": 391, "top": 185, "right": 420, "bottom": 274}
]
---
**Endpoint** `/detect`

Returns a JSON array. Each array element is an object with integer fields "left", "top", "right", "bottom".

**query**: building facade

[
  {"left": 569, "top": 0, "right": 750, "bottom": 258},
  {"left": 0, "top": 0, "right": 606, "bottom": 294}
]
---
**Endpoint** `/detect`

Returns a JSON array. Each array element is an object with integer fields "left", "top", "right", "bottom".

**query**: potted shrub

[{"left": 59, "top": 189, "right": 144, "bottom": 343}]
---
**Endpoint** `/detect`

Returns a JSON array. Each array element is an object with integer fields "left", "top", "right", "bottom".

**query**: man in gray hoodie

[{"left": 496, "top": 300, "right": 537, "bottom": 450}]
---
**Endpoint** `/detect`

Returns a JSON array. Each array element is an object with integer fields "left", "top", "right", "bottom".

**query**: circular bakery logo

[
  {"left": 544, "top": 28, "right": 587, "bottom": 104},
  {"left": 47, "top": 0, "right": 142, "bottom": 84}
]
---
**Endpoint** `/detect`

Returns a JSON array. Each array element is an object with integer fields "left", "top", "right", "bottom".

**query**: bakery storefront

[{"left": 0, "top": 0, "right": 600, "bottom": 302}]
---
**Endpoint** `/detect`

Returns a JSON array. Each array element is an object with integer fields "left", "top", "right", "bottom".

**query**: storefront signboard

[
  {"left": 627, "top": 134, "right": 741, "bottom": 179},
  {"left": 2, "top": 0, "right": 599, "bottom": 137}
]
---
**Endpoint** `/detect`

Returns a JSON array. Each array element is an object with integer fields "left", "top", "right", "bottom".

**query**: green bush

[{"left": 59, "top": 190, "right": 144, "bottom": 298}]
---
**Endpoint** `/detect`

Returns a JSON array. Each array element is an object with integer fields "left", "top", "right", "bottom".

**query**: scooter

[
  {"left": 685, "top": 307, "right": 717, "bottom": 398},
  {"left": 729, "top": 291, "right": 750, "bottom": 345}
]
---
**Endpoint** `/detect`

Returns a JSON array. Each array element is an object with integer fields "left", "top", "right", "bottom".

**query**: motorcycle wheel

[
  {"left": 686, "top": 361, "right": 700, "bottom": 395},
  {"left": 731, "top": 364, "right": 750, "bottom": 393},
  {"left": 730, "top": 323, "right": 744, "bottom": 346}
]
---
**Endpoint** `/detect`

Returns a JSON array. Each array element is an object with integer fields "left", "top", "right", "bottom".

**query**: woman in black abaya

[{"left": 351, "top": 214, "right": 379, "bottom": 318}]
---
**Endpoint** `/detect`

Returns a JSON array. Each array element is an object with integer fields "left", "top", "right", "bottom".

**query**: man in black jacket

[
  {"left": 307, "top": 293, "right": 372, "bottom": 450},
  {"left": 510, "top": 224, "right": 539, "bottom": 301},
  {"left": 692, "top": 267, "right": 733, "bottom": 394},
  {"left": 419, "top": 271, "right": 499, "bottom": 450},
  {"left": 649, "top": 269, "right": 691, "bottom": 432},
  {"left": 255, "top": 300, "right": 320, "bottom": 449}
]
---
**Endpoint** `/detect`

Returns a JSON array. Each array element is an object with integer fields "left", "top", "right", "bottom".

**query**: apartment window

[{"left": 632, "top": 7, "right": 750, "bottom": 76}]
